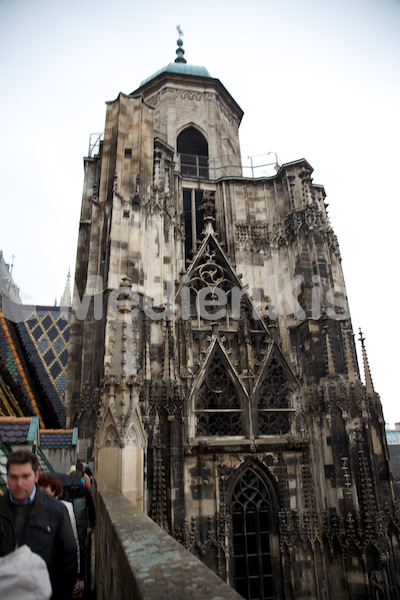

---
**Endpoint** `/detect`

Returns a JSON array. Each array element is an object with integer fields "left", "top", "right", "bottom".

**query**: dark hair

[
  {"left": 7, "top": 450, "right": 39, "bottom": 473},
  {"left": 38, "top": 473, "right": 63, "bottom": 497},
  {"left": 70, "top": 469, "right": 84, "bottom": 481}
]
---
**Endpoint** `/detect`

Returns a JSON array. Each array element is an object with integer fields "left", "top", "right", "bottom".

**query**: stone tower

[{"left": 66, "top": 39, "right": 400, "bottom": 599}]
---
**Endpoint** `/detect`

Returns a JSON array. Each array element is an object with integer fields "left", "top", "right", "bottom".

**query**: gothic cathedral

[{"left": 65, "top": 40, "right": 400, "bottom": 599}]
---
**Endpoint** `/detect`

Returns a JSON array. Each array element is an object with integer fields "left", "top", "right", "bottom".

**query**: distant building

[
  {"left": 0, "top": 251, "right": 20, "bottom": 303},
  {"left": 66, "top": 39, "right": 400, "bottom": 599},
  {"left": 386, "top": 423, "right": 400, "bottom": 500}
]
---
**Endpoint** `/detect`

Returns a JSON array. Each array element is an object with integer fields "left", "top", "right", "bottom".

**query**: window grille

[
  {"left": 256, "top": 357, "right": 293, "bottom": 435},
  {"left": 180, "top": 153, "right": 209, "bottom": 179},
  {"left": 232, "top": 468, "right": 274, "bottom": 600},
  {"left": 195, "top": 355, "right": 244, "bottom": 436}
]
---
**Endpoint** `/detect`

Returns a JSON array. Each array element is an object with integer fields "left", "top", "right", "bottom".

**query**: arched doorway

[{"left": 230, "top": 466, "right": 279, "bottom": 600}]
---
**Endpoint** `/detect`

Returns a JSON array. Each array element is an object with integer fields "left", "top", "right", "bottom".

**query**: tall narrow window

[
  {"left": 232, "top": 468, "right": 275, "bottom": 600},
  {"left": 183, "top": 189, "right": 204, "bottom": 260},
  {"left": 256, "top": 356, "right": 293, "bottom": 436}
]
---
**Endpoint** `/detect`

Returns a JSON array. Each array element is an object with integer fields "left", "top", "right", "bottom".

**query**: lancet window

[
  {"left": 231, "top": 467, "right": 275, "bottom": 600},
  {"left": 255, "top": 356, "right": 293, "bottom": 435},
  {"left": 195, "top": 353, "right": 245, "bottom": 436},
  {"left": 192, "top": 345, "right": 296, "bottom": 439}
]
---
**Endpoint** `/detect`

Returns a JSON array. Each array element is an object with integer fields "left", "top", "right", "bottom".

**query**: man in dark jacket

[{"left": 0, "top": 450, "right": 77, "bottom": 600}]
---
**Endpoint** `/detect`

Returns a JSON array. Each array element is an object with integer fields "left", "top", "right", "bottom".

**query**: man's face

[{"left": 7, "top": 462, "right": 39, "bottom": 502}]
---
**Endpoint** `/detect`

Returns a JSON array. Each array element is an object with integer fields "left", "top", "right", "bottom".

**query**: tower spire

[
  {"left": 175, "top": 25, "right": 187, "bottom": 63},
  {"left": 359, "top": 328, "right": 374, "bottom": 394},
  {"left": 60, "top": 268, "right": 72, "bottom": 307}
]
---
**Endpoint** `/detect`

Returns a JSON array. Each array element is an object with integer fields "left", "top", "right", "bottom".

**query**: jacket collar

[{"left": 0, "top": 486, "right": 45, "bottom": 518}]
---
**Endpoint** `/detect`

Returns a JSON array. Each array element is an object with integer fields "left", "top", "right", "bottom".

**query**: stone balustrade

[{"left": 95, "top": 490, "right": 242, "bottom": 600}]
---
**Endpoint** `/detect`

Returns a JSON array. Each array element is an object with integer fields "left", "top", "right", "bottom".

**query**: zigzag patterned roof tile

[{"left": 15, "top": 306, "right": 70, "bottom": 427}]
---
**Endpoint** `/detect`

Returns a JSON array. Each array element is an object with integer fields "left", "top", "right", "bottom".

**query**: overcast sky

[{"left": 0, "top": 0, "right": 399, "bottom": 424}]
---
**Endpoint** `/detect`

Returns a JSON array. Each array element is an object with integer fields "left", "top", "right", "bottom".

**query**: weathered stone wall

[
  {"left": 140, "top": 76, "right": 243, "bottom": 177},
  {"left": 94, "top": 490, "right": 243, "bottom": 600},
  {"left": 69, "top": 66, "right": 400, "bottom": 599}
]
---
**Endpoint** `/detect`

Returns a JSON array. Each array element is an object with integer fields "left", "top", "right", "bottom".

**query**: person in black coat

[
  {"left": 63, "top": 469, "right": 96, "bottom": 594},
  {"left": 0, "top": 450, "right": 77, "bottom": 600}
]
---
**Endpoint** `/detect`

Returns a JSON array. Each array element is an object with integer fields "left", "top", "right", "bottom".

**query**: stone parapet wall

[{"left": 95, "top": 490, "right": 242, "bottom": 600}]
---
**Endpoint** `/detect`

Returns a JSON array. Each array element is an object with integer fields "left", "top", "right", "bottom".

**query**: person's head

[
  {"left": 70, "top": 468, "right": 83, "bottom": 482},
  {"left": 38, "top": 473, "right": 63, "bottom": 498},
  {"left": 7, "top": 450, "right": 39, "bottom": 503}
]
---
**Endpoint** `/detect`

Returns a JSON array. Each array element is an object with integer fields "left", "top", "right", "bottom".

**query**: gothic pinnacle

[
  {"left": 359, "top": 328, "right": 374, "bottom": 395},
  {"left": 60, "top": 268, "right": 72, "bottom": 307}
]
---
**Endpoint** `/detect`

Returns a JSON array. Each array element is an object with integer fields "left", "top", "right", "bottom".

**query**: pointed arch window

[
  {"left": 255, "top": 355, "right": 294, "bottom": 436},
  {"left": 195, "top": 353, "right": 245, "bottom": 436},
  {"left": 177, "top": 126, "right": 209, "bottom": 179},
  {"left": 231, "top": 467, "right": 276, "bottom": 600}
]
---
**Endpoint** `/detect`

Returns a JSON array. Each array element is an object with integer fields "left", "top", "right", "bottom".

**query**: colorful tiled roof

[
  {"left": 0, "top": 363, "right": 27, "bottom": 417},
  {"left": 40, "top": 428, "right": 78, "bottom": 448},
  {"left": 0, "top": 416, "right": 39, "bottom": 445},
  {"left": 0, "top": 312, "right": 44, "bottom": 425},
  {"left": 0, "top": 301, "right": 70, "bottom": 428},
  {"left": 0, "top": 282, "right": 76, "bottom": 472},
  {"left": 15, "top": 306, "right": 70, "bottom": 427}
]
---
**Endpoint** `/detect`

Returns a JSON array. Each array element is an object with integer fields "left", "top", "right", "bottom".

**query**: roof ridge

[{"left": 0, "top": 416, "right": 33, "bottom": 422}]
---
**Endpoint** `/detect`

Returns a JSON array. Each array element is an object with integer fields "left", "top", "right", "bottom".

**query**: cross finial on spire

[{"left": 175, "top": 25, "right": 187, "bottom": 63}]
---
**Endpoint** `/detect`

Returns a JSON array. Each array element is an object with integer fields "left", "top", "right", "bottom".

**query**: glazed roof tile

[
  {"left": 0, "top": 312, "right": 40, "bottom": 421},
  {"left": 14, "top": 305, "right": 70, "bottom": 427},
  {"left": 40, "top": 428, "right": 78, "bottom": 448},
  {"left": 0, "top": 416, "right": 39, "bottom": 445},
  {"left": 0, "top": 364, "right": 27, "bottom": 417}
]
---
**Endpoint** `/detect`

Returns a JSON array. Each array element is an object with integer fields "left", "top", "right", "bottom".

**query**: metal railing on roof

[
  {"left": 88, "top": 132, "right": 104, "bottom": 158},
  {"left": 86, "top": 133, "right": 280, "bottom": 178},
  {"left": 179, "top": 153, "right": 210, "bottom": 179},
  {"left": 176, "top": 152, "right": 280, "bottom": 180}
]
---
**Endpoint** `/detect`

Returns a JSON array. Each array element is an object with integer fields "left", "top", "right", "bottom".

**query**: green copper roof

[
  {"left": 139, "top": 62, "right": 212, "bottom": 87},
  {"left": 139, "top": 36, "right": 211, "bottom": 87}
]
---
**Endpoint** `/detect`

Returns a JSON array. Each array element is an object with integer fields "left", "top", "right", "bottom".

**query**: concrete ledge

[{"left": 95, "top": 491, "right": 242, "bottom": 600}]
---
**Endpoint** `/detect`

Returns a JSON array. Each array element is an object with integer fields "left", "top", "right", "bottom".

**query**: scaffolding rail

[{"left": 87, "top": 132, "right": 280, "bottom": 179}]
